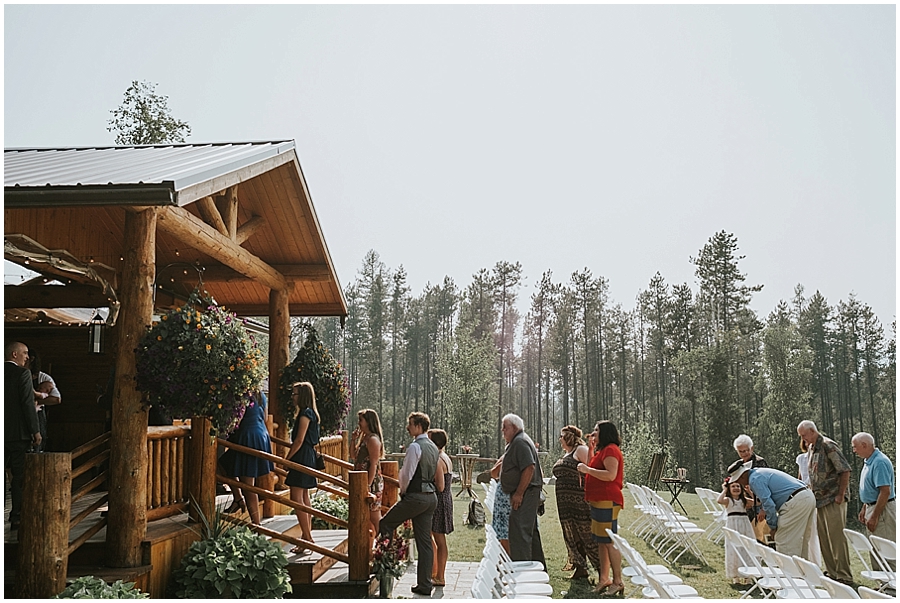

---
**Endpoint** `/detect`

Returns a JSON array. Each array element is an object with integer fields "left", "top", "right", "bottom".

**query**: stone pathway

[{"left": 392, "top": 560, "right": 480, "bottom": 599}]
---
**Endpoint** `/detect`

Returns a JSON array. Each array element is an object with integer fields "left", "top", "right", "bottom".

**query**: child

[{"left": 718, "top": 479, "right": 755, "bottom": 584}]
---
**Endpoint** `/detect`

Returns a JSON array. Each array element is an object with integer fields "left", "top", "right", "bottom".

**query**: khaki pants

[
  {"left": 865, "top": 499, "right": 896, "bottom": 571},
  {"left": 774, "top": 489, "right": 815, "bottom": 559},
  {"left": 817, "top": 499, "right": 852, "bottom": 583}
]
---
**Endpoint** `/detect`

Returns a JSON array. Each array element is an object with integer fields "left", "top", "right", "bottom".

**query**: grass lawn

[{"left": 442, "top": 483, "right": 883, "bottom": 599}]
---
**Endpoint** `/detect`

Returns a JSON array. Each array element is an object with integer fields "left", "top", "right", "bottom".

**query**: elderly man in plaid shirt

[{"left": 798, "top": 420, "right": 853, "bottom": 584}]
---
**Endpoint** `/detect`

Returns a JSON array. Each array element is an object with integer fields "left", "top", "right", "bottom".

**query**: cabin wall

[{"left": 5, "top": 324, "right": 118, "bottom": 452}]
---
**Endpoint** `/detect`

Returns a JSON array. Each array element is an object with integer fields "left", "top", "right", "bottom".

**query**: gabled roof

[
  {"left": 5, "top": 141, "right": 347, "bottom": 318},
  {"left": 5, "top": 141, "right": 296, "bottom": 207}
]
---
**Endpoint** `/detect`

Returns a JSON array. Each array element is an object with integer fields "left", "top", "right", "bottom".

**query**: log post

[
  {"left": 187, "top": 416, "right": 217, "bottom": 524},
  {"left": 108, "top": 207, "right": 155, "bottom": 567},
  {"left": 380, "top": 460, "right": 399, "bottom": 509},
  {"left": 268, "top": 288, "right": 291, "bottom": 452},
  {"left": 348, "top": 471, "right": 370, "bottom": 582},
  {"left": 16, "top": 453, "right": 70, "bottom": 597},
  {"left": 341, "top": 429, "right": 350, "bottom": 481}
]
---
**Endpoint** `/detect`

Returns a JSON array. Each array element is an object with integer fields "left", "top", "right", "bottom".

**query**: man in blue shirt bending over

[{"left": 729, "top": 461, "right": 816, "bottom": 560}]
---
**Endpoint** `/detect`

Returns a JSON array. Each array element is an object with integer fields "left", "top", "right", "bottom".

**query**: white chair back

[
  {"left": 817, "top": 574, "right": 860, "bottom": 599},
  {"left": 858, "top": 586, "right": 893, "bottom": 599}
]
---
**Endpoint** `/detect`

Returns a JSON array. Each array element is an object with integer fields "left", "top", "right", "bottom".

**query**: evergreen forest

[{"left": 300, "top": 230, "right": 896, "bottom": 491}]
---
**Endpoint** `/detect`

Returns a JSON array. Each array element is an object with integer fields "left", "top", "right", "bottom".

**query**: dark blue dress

[
  {"left": 285, "top": 407, "right": 319, "bottom": 489},
  {"left": 222, "top": 392, "right": 274, "bottom": 478}
]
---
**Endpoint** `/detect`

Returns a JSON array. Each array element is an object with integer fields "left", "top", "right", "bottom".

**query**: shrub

[
  {"left": 277, "top": 324, "right": 351, "bottom": 434},
  {"left": 309, "top": 493, "right": 349, "bottom": 529},
  {"left": 172, "top": 525, "right": 291, "bottom": 598},
  {"left": 54, "top": 576, "right": 148, "bottom": 599}
]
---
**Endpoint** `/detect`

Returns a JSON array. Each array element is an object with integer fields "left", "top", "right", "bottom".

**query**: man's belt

[
  {"left": 785, "top": 487, "right": 807, "bottom": 502},
  {"left": 864, "top": 497, "right": 896, "bottom": 505}
]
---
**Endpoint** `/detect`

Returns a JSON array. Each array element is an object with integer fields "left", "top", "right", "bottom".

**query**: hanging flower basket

[
  {"left": 277, "top": 324, "right": 351, "bottom": 435},
  {"left": 135, "top": 289, "right": 266, "bottom": 436}
]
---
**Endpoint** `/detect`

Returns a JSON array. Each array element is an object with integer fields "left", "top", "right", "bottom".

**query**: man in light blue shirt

[
  {"left": 852, "top": 432, "right": 895, "bottom": 569},
  {"left": 729, "top": 462, "right": 816, "bottom": 560}
]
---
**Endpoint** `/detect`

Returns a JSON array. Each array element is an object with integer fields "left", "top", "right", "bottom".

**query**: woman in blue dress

[
  {"left": 221, "top": 390, "right": 273, "bottom": 525},
  {"left": 284, "top": 381, "right": 320, "bottom": 554}
]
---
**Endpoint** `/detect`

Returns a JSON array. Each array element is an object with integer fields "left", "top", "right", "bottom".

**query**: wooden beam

[
  {"left": 183, "top": 263, "right": 332, "bottom": 284},
  {"left": 234, "top": 215, "right": 266, "bottom": 245},
  {"left": 224, "top": 303, "right": 347, "bottom": 317},
  {"left": 156, "top": 205, "right": 289, "bottom": 292},
  {"left": 194, "top": 196, "right": 228, "bottom": 237},
  {"left": 5, "top": 284, "right": 112, "bottom": 309},
  {"left": 107, "top": 207, "right": 155, "bottom": 567},
  {"left": 221, "top": 186, "right": 239, "bottom": 239}
]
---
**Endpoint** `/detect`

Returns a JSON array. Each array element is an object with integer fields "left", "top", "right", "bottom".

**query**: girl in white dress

[
  {"left": 718, "top": 480, "right": 755, "bottom": 583},
  {"left": 796, "top": 438, "right": 824, "bottom": 568}
]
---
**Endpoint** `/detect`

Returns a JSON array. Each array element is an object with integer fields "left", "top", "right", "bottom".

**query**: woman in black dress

[
  {"left": 284, "top": 382, "right": 320, "bottom": 554},
  {"left": 220, "top": 390, "right": 274, "bottom": 524},
  {"left": 552, "top": 424, "right": 600, "bottom": 579},
  {"left": 428, "top": 428, "right": 454, "bottom": 586}
]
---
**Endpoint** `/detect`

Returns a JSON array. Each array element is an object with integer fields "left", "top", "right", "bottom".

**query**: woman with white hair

[{"left": 727, "top": 434, "right": 769, "bottom": 540}]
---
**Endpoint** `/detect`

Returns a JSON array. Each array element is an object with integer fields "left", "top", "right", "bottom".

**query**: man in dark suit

[{"left": 5, "top": 341, "right": 41, "bottom": 531}]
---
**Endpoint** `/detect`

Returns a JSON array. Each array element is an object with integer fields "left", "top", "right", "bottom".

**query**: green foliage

[
  {"left": 309, "top": 493, "right": 349, "bottom": 529},
  {"left": 277, "top": 324, "right": 351, "bottom": 434},
  {"left": 172, "top": 525, "right": 291, "bottom": 599},
  {"left": 55, "top": 576, "right": 148, "bottom": 599},
  {"left": 436, "top": 327, "right": 496, "bottom": 449},
  {"left": 621, "top": 418, "right": 670, "bottom": 486},
  {"left": 108, "top": 80, "right": 191, "bottom": 145},
  {"left": 135, "top": 290, "right": 266, "bottom": 436}
]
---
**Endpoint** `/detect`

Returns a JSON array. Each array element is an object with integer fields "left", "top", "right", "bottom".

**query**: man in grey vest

[
  {"left": 380, "top": 411, "right": 439, "bottom": 596},
  {"left": 501, "top": 413, "right": 546, "bottom": 570}
]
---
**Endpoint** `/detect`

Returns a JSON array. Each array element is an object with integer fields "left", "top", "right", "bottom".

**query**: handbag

[{"left": 315, "top": 451, "right": 326, "bottom": 471}]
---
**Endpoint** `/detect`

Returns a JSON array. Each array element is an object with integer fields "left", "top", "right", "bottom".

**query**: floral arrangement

[
  {"left": 135, "top": 289, "right": 266, "bottom": 436},
  {"left": 371, "top": 532, "right": 409, "bottom": 580},
  {"left": 277, "top": 324, "right": 351, "bottom": 434},
  {"left": 461, "top": 445, "right": 473, "bottom": 454}
]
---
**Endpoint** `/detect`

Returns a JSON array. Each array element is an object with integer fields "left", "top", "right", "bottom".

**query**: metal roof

[{"left": 5, "top": 141, "right": 296, "bottom": 206}]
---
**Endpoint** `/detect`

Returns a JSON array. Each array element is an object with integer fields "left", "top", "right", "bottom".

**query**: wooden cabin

[{"left": 4, "top": 142, "right": 388, "bottom": 597}]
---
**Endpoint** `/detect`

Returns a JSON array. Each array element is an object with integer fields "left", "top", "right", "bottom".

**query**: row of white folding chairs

[
  {"left": 693, "top": 487, "right": 726, "bottom": 544},
  {"left": 481, "top": 479, "right": 497, "bottom": 514},
  {"left": 843, "top": 528, "right": 897, "bottom": 593},
  {"left": 625, "top": 483, "right": 709, "bottom": 566},
  {"left": 607, "top": 529, "right": 704, "bottom": 599},
  {"left": 470, "top": 524, "right": 552, "bottom": 599},
  {"left": 724, "top": 526, "right": 893, "bottom": 600}
]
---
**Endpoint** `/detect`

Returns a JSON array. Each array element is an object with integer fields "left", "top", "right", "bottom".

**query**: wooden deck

[{"left": 5, "top": 488, "right": 355, "bottom": 596}]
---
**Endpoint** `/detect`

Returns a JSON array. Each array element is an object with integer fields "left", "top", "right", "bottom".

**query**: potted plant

[
  {"left": 54, "top": 576, "right": 148, "bottom": 599},
  {"left": 135, "top": 289, "right": 266, "bottom": 436},
  {"left": 371, "top": 533, "right": 409, "bottom": 599}
]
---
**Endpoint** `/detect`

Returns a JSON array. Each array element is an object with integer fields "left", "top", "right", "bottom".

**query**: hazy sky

[{"left": 5, "top": 4, "right": 896, "bottom": 328}]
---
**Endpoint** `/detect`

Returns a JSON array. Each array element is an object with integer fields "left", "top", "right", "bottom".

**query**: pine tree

[{"left": 107, "top": 80, "right": 191, "bottom": 145}]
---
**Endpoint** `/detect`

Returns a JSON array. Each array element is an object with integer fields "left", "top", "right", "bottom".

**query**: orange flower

[{"left": 205, "top": 344, "right": 211, "bottom": 351}]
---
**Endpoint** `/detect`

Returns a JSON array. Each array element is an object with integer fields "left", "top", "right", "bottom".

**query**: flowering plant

[
  {"left": 461, "top": 445, "right": 473, "bottom": 454},
  {"left": 135, "top": 289, "right": 265, "bottom": 436},
  {"left": 277, "top": 324, "right": 351, "bottom": 434},
  {"left": 371, "top": 533, "right": 409, "bottom": 580}
]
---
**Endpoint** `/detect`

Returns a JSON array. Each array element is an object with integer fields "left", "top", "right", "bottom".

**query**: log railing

[
  {"left": 146, "top": 425, "right": 190, "bottom": 521},
  {"left": 216, "top": 437, "right": 371, "bottom": 580},
  {"left": 17, "top": 431, "right": 111, "bottom": 598}
]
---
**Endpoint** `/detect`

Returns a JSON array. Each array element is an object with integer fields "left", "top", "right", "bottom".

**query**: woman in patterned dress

[
  {"left": 350, "top": 408, "right": 385, "bottom": 547},
  {"left": 552, "top": 425, "right": 600, "bottom": 579},
  {"left": 284, "top": 382, "right": 320, "bottom": 554},
  {"left": 428, "top": 429, "right": 454, "bottom": 586}
]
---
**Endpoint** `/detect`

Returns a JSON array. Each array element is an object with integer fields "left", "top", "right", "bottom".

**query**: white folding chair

[
  {"left": 475, "top": 560, "right": 553, "bottom": 597},
  {"left": 869, "top": 535, "right": 897, "bottom": 574},
  {"left": 756, "top": 542, "right": 826, "bottom": 599},
  {"left": 484, "top": 524, "right": 546, "bottom": 572},
  {"left": 645, "top": 572, "right": 705, "bottom": 599},
  {"left": 734, "top": 532, "right": 786, "bottom": 599},
  {"left": 858, "top": 586, "right": 893, "bottom": 599},
  {"left": 816, "top": 573, "right": 861, "bottom": 599},
  {"left": 654, "top": 495, "right": 709, "bottom": 565},
  {"left": 723, "top": 527, "right": 780, "bottom": 599},
  {"left": 608, "top": 530, "right": 686, "bottom": 599},
  {"left": 844, "top": 529, "right": 895, "bottom": 591},
  {"left": 696, "top": 488, "right": 726, "bottom": 543},
  {"left": 482, "top": 544, "right": 550, "bottom": 583}
]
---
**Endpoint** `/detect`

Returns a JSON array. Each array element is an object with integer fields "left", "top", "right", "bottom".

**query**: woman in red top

[{"left": 578, "top": 420, "right": 625, "bottom": 595}]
